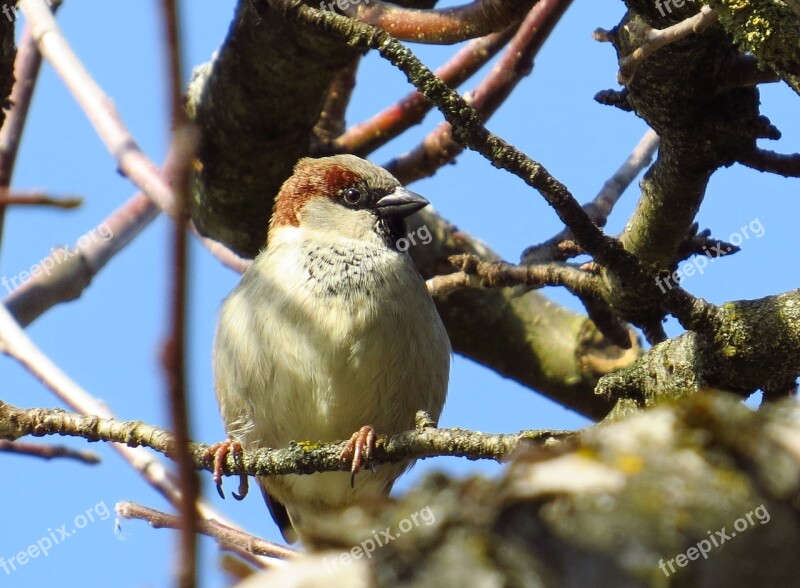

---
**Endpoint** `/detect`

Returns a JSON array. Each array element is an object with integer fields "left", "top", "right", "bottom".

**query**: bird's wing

[{"left": 258, "top": 481, "right": 297, "bottom": 544}]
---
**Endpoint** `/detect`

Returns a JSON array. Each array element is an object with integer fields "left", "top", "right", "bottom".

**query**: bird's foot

[
  {"left": 341, "top": 425, "right": 376, "bottom": 487},
  {"left": 204, "top": 439, "right": 249, "bottom": 500}
]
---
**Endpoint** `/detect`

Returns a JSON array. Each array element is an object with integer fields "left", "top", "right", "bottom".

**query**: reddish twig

[
  {"left": 334, "top": 28, "right": 514, "bottom": 156},
  {"left": 0, "top": 439, "right": 100, "bottom": 464},
  {"left": 344, "top": 0, "right": 532, "bottom": 44},
  {"left": 0, "top": 191, "right": 82, "bottom": 208},
  {"left": 0, "top": 15, "right": 57, "bottom": 253},
  {"left": 314, "top": 57, "right": 360, "bottom": 144},
  {"left": 385, "top": 0, "right": 573, "bottom": 183},
  {"left": 157, "top": 0, "right": 199, "bottom": 586}
]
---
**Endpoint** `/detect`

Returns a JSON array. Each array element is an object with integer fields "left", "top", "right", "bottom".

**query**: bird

[{"left": 211, "top": 154, "right": 451, "bottom": 543}]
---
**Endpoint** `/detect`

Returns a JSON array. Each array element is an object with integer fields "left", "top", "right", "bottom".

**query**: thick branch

[
  {"left": 345, "top": 0, "right": 532, "bottom": 44},
  {"left": 411, "top": 210, "right": 640, "bottom": 420},
  {"left": 597, "top": 289, "right": 800, "bottom": 404}
]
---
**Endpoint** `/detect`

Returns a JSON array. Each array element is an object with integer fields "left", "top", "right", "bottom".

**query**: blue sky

[{"left": 0, "top": 1, "right": 797, "bottom": 586}]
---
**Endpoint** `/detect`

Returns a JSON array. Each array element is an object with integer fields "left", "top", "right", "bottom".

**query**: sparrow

[{"left": 212, "top": 154, "right": 451, "bottom": 543}]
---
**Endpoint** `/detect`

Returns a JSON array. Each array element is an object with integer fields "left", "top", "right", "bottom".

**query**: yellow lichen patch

[
  {"left": 293, "top": 440, "right": 323, "bottom": 451},
  {"left": 616, "top": 454, "right": 645, "bottom": 475}
]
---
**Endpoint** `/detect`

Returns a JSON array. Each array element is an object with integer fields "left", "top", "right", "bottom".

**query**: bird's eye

[{"left": 341, "top": 187, "right": 364, "bottom": 206}]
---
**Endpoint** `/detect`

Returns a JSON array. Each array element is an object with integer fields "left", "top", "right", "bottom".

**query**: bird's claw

[
  {"left": 341, "top": 425, "right": 376, "bottom": 488},
  {"left": 204, "top": 439, "right": 249, "bottom": 500}
]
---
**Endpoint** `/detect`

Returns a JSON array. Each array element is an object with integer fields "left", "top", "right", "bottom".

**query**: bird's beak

[{"left": 375, "top": 188, "right": 429, "bottom": 219}]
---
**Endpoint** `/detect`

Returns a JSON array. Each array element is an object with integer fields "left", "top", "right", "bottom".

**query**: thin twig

[
  {"left": 116, "top": 501, "right": 295, "bottom": 560},
  {"left": 0, "top": 191, "right": 82, "bottom": 208},
  {"left": 522, "top": 129, "right": 659, "bottom": 263},
  {"left": 444, "top": 253, "right": 601, "bottom": 299},
  {"left": 334, "top": 28, "right": 514, "bottom": 156},
  {"left": 0, "top": 17, "right": 56, "bottom": 255},
  {"left": 739, "top": 148, "right": 800, "bottom": 178},
  {"left": 618, "top": 6, "right": 718, "bottom": 85},
  {"left": 386, "top": 0, "right": 573, "bottom": 184},
  {"left": 158, "top": 0, "right": 199, "bottom": 585},
  {"left": 0, "top": 439, "right": 100, "bottom": 464}
]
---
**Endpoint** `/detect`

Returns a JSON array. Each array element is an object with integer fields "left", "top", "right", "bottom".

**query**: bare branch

[
  {"left": 0, "top": 400, "right": 570, "bottom": 476},
  {"left": 0, "top": 191, "right": 83, "bottom": 208},
  {"left": 445, "top": 254, "right": 601, "bottom": 300},
  {"left": 386, "top": 0, "right": 573, "bottom": 183},
  {"left": 345, "top": 0, "right": 533, "bottom": 44},
  {"left": 334, "top": 28, "right": 513, "bottom": 156},
  {"left": 21, "top": 0, "right": 178, "bottom": 215},
  {"left": 116, "top": 501, "right": 295, "bottom": 561},
  {"left": 0, "top": 439, "right": 100, "bottom": 464},
  {"left": 0, "top": 17, "right": 55, "bottom": 248},
  {"left": 617, "top": 5, "right": 718, "bottom": 85},
  {"left": 158, "top": 0, "right": 199, "bottom": 584},
  {"left": 314, "top": 57, "right": 360, "bottom": 144},
  {"left": 523, "top": 129, "right": 659, "bottom": 263},
  {"left": 739, "top": 148, "right": 800, "bottom": 178},
  {"left": 3, "top": 191, "right": 159, "bottom": 326}
]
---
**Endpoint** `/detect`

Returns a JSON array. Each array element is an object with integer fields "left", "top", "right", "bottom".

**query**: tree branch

[
  {"left": 617, "top": 5, "right": 718, "bottom": 85},
  {"left": 0, "top": 401, "right": 570, "bottom": 476},
  {"left": 345, "top": 0, "right": 533, "bottom": 44},
  {"left": 385, "top": 0, "right": 573, "bottom": 183},
  {"left": 0, "top": 191, "right": 83, "bottom": 208},
  {"left": 739, "top": 148, "right": 800, "bottom": 178},
  {"left": 522, "top": 129, "right": 659, "bottom": 263},
  {"left": 333, "top": 27, "right": 513, "bottom": 156},
  {"left": 0, "top": 439, "right": 100, "bottom": 464},
  {"left": 116, "top": 501, "right": 295, "bottom": 561}
]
